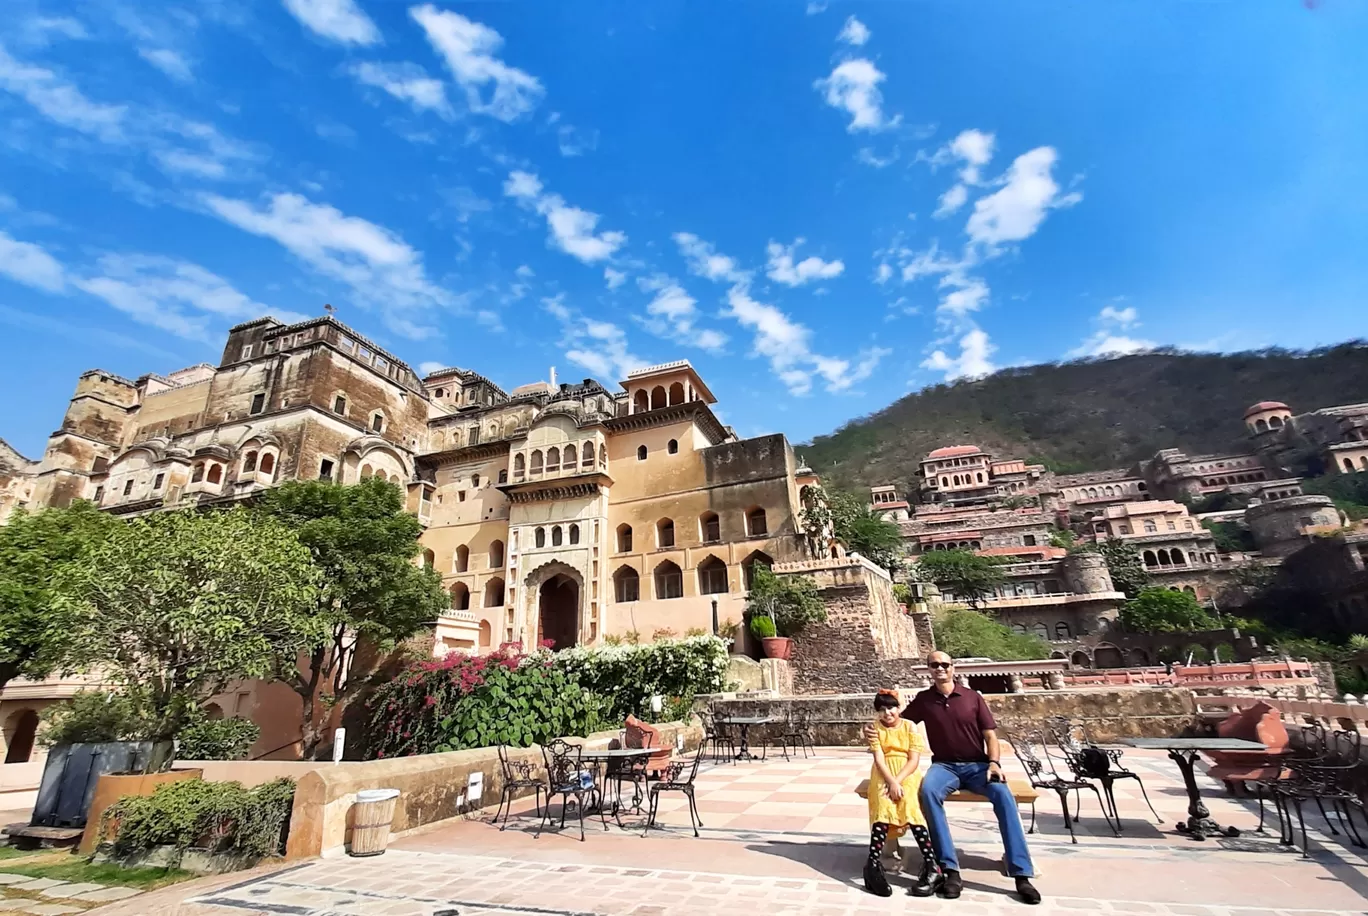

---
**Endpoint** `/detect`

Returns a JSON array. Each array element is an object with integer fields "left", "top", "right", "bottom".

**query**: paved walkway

[
  {"left": 0, "top": 870, "right": 142, "bottom": 915},
  {"left": 89, "top": 747, "right": 1368, "bottom": 916}
]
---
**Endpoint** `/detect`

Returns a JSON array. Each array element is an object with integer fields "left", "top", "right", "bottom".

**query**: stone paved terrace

[{"left": 91, "top": 747, "right": 1368, "bottom": 916}]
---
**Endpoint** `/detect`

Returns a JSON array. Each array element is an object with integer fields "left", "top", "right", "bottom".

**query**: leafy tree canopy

[
  {"left": 1078, "top": 538, "right": 1150, "bottom": 599},
  {"left": 58, "top": 507, "right": 323, "bottom": 771},
  {"left": 801, "top": 485, "right": 905, "bottom": 574},
  {"left": 745, "top": 565, "right": 827, "bottom": 637},
  {"left": 915, "top": 549, "right": 1005, "bottom": 610},
  {"left": 1202, "top": 520, "right": 1257, "bottom": 554},
  {"left": 0, "top": 501, "right": 121, "bottom": 692},
  {"left": 254, "top": 477, "right": 449, "bottom": 757},
  {"left": 932, "top": 608, "right": 1050, "bottom": 661},
  {"left": 1120, "top": 587, "right": 1216, "bottom": 634}
]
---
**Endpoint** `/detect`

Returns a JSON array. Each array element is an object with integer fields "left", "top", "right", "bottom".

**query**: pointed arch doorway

[{"left": 538, "top": 574, "right": 580, "bottom": 651}]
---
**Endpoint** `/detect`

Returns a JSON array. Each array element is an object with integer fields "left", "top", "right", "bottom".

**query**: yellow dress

[{"left": 867, "top": 719, "right": 927, "bottom": 837}]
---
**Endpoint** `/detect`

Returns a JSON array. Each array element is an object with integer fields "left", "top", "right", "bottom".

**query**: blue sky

[{"left": 2, "top": 1, "right": 1366, "bottom": 459}]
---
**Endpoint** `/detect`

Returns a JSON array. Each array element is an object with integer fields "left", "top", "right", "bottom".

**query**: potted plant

[{"left": 746, "top": 566, "right": 826, "bottom": 660}]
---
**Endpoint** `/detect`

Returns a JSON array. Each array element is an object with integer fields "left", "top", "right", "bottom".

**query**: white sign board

[
  {"left": 466, "top": 771, "right": 484, "bottom": 805},
  {"left": 332, "top": 728, "right": 346, "bottom": 764}
]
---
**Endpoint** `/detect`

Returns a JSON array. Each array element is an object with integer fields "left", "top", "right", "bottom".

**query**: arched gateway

[{"left": 525, "top": 561, "right": 584, "bottom": 651}]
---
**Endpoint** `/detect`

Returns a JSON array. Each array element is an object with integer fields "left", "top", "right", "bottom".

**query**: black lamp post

[{"left": 711, "top": 598, "right": 719, "bottom": 637}]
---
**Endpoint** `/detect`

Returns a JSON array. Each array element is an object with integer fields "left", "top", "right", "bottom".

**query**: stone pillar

[
  {"left": 1047, "top": 672, "right": 1065, "bottom": 691},
  {"left": 1009, "top": 675, "right": 1024, "bottom": 694}
]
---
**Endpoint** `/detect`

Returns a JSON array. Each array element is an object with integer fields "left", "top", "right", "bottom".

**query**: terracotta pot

[
  {"left": 761, "top": 637, "right": 792, "bottom": 660},
  {"left": 79, "top": 768, "right": 203, "bottom": 855}
]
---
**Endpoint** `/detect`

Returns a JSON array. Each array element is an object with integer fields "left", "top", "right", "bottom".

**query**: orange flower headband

[{"left": 876, "top": 689, "right": 900, "bottom": 699}]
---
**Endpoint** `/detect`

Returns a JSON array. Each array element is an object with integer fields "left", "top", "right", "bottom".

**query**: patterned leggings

[{"left": 868, "top": 823, "right": 938, "bottom": 870}]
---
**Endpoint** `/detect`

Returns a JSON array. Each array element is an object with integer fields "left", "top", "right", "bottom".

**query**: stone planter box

[{"left": 92, "top": 842, "right": 267, "bottom": 875}]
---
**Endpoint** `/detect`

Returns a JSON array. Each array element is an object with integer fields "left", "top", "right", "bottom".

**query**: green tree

[
  {"left": 1084, "top": 539, "right": 1151, "bottom": 599},
  {"left": 931, "top": 608, "right": 1050, "bottom": 661},
  {"left": 915, "top": 549, "right": 1005, "bottom": 610},
  {"left": 59, "top": 508, "right": 323, "bottom": 772},
  {"left": 1119, "top": 587, "right": 1216, "bottom": 634},
  {"left": 1202, "top": 520, "right": 1256, "bottom": 553},
  {"left": 745, "top": 565, "right": 826, "bottom": 637},
  {"left": 0, "top": 501, "right": 120, "bottom": 694},
  {"left": 801, "top": 485, "right": 905, "bottom": 574},
  {"left": 255, "top": 477, "right": 450, "bottom": 758}
]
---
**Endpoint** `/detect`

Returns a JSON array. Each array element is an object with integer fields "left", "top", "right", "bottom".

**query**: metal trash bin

[{"left": 349, "top": 788, "right": 401, "bottom": 857}]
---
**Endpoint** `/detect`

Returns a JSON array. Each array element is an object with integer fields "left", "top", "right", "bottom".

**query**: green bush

[
  {"left": 176, "top": 717, "right": 259, "bottom": 761},
  {"left": 106, "top": 778, "right": 295, "bottom": 859},
  {"left": 40, "top": 691, "right": 152, "bottom": 746},
  {"left": 749, "top": 615, "right": 777, "bottom": 639},
  {"left": 366, "top": 644, "right": 610, "bottom": 757},
  {"left": 553, "top": 635, "right": 729, "bottom": 724},
  {"left": 746, "top": 565, "right": 826, "bottom": 636},
  {"left": 932, "top": 608, "right": 1051, "bottom": 661}
]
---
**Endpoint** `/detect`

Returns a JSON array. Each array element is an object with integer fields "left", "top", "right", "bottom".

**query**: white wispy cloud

[
  {"left": 922, "top": 327, "right": 996, "bottom": 380},
  {"left": 18, "top": 16, "right": 89, "bottom": 46},
  {"left": 604, "top": 267, "right": 626, "bottom": 289},
  {"left": 927, "top": 128, "right": 995, "bottom": 218},
  {"left": 138, "top": 47, "right": 193, "bottom": 83},
  {"left": 0, "top": 41, "right": 126, "bottom": 142},
  {"left": 1068, "top": 303, "right": 1154, "bottom": 358},
  {"left": 202, "top": 192, "right": 450, "bottom": 337},
  {"left": 765, "top": 238, "right": 844, "bottom": 286},
  {"left": 672, "top": 232, "right": 750, "bottom": 284},
  {"left": 0, "top": 230, "right": 67, "bottom": 293},
  {"left": 503, "top": 170, "right": 627, "bottom": 263},
  {"left": 805, "top": 1, "right": 829, "bottom": 14},
  {"left": 281, "top": 0, "right": 380, "bottom": 46},
  {"left": 557, "top": 124, "right": 598, "bottom": 157},
  {"left": 349, "top": 61, "right": 452, "bottom": 118},
  {"left": 636, "top": 274, "right": 727, "bottom": 352},
  {"left": 542, "top": 294, "right": 646, "bottom": 380},
  {"left": 419, "top": 360, "right": 447, "bottom": 376},
  {"left": 814, "top": 58, "right": 897, "bottom": 132},
  {"left": 75, "top": 254, "right": 304, "bottom": 342},
  {"left": 966, "top": 146, "right": 1081, "bottom": 248},
  {"left": 411, "top": 4, "right": 543, "bottom": 123},
  {"left": 838, "top": 16, "right": 871, "bottom": 46}
]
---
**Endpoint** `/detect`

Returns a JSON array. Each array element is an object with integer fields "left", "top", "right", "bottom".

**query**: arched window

[
  {"left": 484, "top": 577, "right": 505, "bottom": 608},
  {"left": 361, "top": 464, "right": 373, "bottom": 479},
  {"left": 478, "top": 620, "right": 492, "bottom": 648},
  {"left": 1032, "top": 622, "right": 1049, "bottom": 640},
  {"left": 976, "top": 472, "right": 984, "bottom": 483},
  {"left": 514, "top": 453, "right": 526, "bottom": 479},
  {"left": 449, "top": 582, "right": 470, "bottom": 611},
  {"left": 698, "top": 556, "right": 729, "bottom": 595},
  {"left": 742, "top": 550, "right": 773, "bottom": 590},
  {"left": 207, "top": 464, "right": 222, "bottom": 484},
  {"left": 1157, "top": 549, "right": 1172, "bottom": 566},
  {"left": 192, "top": 463, "right": 205, "bottom": 483},
  {"left": 651, "top": 386, "right": 666, "bottom": 409},
  {"left": 1119, "top": 523, "right": 1131, "bottom": 535},
  {"left": 657, "top": 518, "right": 675, "bottom": 548},
  {"left": 614, "top": 566, "right": 640, "bottom": 602},
  {"left": 1256, "top": 418, "right": 1269, "bottom": 432},
  {"left": 654, "top": 560, "right": 683, "bottom": 599},
  {"left": 546, "top": 447, "right": 560, "bottom": 472},
  {"left": 1013, "top": 624, "right": 1028, "bottom": 635},
  {"left": 564, "top": 444, "right": 577, "bottom": 468},
  {"left": 530, "top": 450, "right": 544, "bottom": 474},
  {"left": 668, "top": 439, "right": 679, "bottom": 455},
  {"left": 243, "top": 451, "right": 258, "bottom": 473},
  {"left": 535, "top": 527, "right": 546, "bottom": 548},
  {"left": 552, "top": 526, "right": 564, "bottom": 547},
  {"left": 1269, "top": 415, "right": 1282, "bottom": 428},
  {"left": 599, "top": 444, "right": 607, "bottom": 467},
  {"left": 569, "top": 523, "right": 580, "bottom": 545},
  {"left": 1347, "top": 459, "right": 1356, "bottom": 473},
  {"left": 370, "top": 411, "right": 385, "bottom": 433},
  {"left": 1183, "top": 585, "right": 1197, "bottom": 596},
  {"left": 1143, "top": 519, "right": 1157, "bottom": 533},
  {"left": 582, "top": 445, "right": 594, "bottom": 468},
  {"left": 1055, "top": 622, "right": 1071, "bottom": 640},
  {"left": 498, "top": 469, "right": 507, "bottom": 484},
  {"left": 616, "top": 524, "right": 633, "bottom": 552},
  {"left": 637, "top": 445, "right": 648, "bottom": 461},
  {"left": 1143, "top": 550, "right": 1158, "bottom": 567},
  {"left": 333, "top": 394, "right": 348, "bottom": 415},
  {"left": 472, "top": 473, "right": 481, "bottom": 488},
  {"left": 455, "top": 545, "right": 469, "bottom": 572},
  {"left": 700, "top": 511, "right": 720, "bottom": 543},
  {"left": 668, "top": 382, "right": 685, "bottom": 405},
  {"left": 421, "top": 549, "right": 434, "bottom": 569},
  {"left": 259, "top": 453, "right": 275, "bottom": 475},
  {"left": 633, "top": 390, "right": 649, "bottom": 413},
  {"left": 746, "top": 507, "right": 768, "bottom": 537}
]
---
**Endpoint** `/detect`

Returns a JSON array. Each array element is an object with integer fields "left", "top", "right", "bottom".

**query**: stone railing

[
  {"left": 1194, "top": 692, "right": 1368, "bottom": 732},
  {"left": 1061, "top": 660, "right": 1317, "bottom": 692}
]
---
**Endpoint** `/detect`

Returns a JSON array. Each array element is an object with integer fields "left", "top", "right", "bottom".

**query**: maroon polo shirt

[{"left": 901, "top": 686, "right": 996, "bottom": 763}]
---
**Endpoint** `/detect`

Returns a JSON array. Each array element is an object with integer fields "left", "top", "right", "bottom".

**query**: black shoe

[
  {"left": 909, "top": 863, "right": 942, "bottom": 897},
  {"left": 863, "top": 861, "right": 892, "bottom": 897},
  {"left": 937, "top": 869, "right": 962, "bottom": 899},
  {"left": 1015, "top": 877, "right": 1041, "bottom": 905}
]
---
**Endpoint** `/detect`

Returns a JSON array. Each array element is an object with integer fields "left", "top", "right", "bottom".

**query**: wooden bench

[{"left": 855, "top": 778, "right": 1039, "bottom": 805}]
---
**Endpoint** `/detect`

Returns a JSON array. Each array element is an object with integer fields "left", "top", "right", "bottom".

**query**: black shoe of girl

[
  {"left": 937, "top": 869, "right": 963, "bottom": 899},
  {"left": 863, "top": 861, "right": 893, "bottom": 897},
  {"left": 909, "top": 862, "right": 942, "bottom": 897}
]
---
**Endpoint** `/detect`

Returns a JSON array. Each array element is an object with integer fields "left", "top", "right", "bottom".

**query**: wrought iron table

[
  {"left": 578, "top": 747, "right": 655, "bottom": 819},
  {"left": 1119, "top": 737, "right": 1267, "bottom": 840},
  {"left": 717, "top": 716, "right": 774, "bottom": 762}
]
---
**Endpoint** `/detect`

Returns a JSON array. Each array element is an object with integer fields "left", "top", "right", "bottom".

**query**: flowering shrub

[
  {"left": 366, "top": 644, "right": 608, "bottom": 758},
  {"left": 552, "top": 635, "right": 728, "bottom": 723}
]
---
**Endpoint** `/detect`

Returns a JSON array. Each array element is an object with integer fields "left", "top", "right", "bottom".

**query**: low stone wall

[
  {"left": 284, "top": 720, "right": 702, "bottom": 860},
  {"left": 724, "top": 656, "right": 793, "bottom": 695},
  {"left": 701, "top": 688, "right": 1197, "bottom": 746}
]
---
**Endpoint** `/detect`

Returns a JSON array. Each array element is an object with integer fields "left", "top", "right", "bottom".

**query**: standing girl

[{"left": 865, "top": 689, "right": 940, "bottom": 897}]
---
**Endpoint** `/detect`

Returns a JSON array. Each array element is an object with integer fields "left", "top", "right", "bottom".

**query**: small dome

[
  {"left": 1244, "top": 401, "right": 1289, "bottom": 417},
  {"left": 927, "top": 445, "right": 983, "bottom": 459}
]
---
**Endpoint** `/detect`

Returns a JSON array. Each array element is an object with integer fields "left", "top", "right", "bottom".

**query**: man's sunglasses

[{"left": 928, "top": 661, "right": 953, "bottom": 669}]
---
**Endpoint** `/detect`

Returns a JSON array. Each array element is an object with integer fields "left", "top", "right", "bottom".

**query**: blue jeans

[{"left": 919, "top": 762, "right": 1035, "bottom": 877}]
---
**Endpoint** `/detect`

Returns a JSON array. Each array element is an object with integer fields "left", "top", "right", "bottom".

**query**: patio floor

[{"left": 95, "top": 746, "right": 1368, "bottom": 916}]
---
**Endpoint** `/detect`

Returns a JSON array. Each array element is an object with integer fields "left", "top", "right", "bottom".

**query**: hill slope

[{"left": 799, "top": 343, "right": 1368, "bottom": 491}]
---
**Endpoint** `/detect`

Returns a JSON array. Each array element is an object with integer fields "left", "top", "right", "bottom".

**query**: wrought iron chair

[
  {"left": 1045, "top": 717, "right": 1162, "bottom": 828},
  {"left": 1008, "top": 729, "right": 1116, "bottom": 844},
  {"left": 535, "top": 739, "right": 605, "bottom": 841},
  {"left": 699, "top": 708, "right": 735, "bottom": 765},
  {"left": 642, "top": 748, "right": 706, "bottom": 837},
  {"left": 606, "top": 751, "right": 653, "bottom": 827},
  {"left": 1274, "top": 727, "right": 1367, "bottom": 857},
  {"left": 773, "top": 707, "right": 818, "bottom": 760},
  {"left": 494, "top": 744, "right": 544, "bottom": 830}
]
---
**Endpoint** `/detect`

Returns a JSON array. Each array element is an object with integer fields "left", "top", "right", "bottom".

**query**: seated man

[{"left": 863, "top": 651, "right": 1040, "bottom": 904}]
